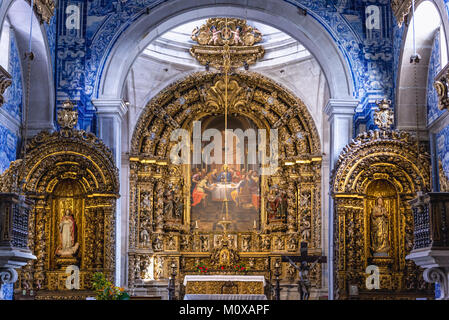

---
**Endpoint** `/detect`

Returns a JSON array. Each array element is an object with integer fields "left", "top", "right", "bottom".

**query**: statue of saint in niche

[
  {"left": 370, "top": 197, "right": 390, "bottom": 256},
  {"left": 56, "top": 209, "right": 80, "bottom": 257}
]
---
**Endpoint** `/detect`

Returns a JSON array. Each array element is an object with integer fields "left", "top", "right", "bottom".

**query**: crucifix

[{"left": 281, "top": 242, "right": 327, "bottom": 300}]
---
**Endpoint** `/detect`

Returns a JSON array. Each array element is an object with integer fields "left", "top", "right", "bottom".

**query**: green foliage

[{"left": 92, "top": 272, "right": 130, "bottom": 300}]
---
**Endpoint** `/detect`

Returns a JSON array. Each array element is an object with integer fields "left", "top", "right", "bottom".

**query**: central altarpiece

[{"left": 128, "top": 71, "right": 323, "bottom": 297}]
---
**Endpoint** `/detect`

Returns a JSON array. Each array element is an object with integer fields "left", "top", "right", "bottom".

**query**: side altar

[{"left": 183, "top": 275, "right": 266, "bottom": 300}]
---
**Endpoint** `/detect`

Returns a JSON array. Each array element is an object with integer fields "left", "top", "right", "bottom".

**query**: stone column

[
  {"left": 324, "top": 98, "right": 358, "bottom": 300},
  {"left": 92, "top": 99, "right": 127, "bottom": 286}
]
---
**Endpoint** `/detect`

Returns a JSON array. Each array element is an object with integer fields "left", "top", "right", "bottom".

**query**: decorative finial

[
  {"left": 57, "top": 100, "right": 78, "bottom": 130},
  {"left": 374, "top": 99, "right": 394, "bottom": 130}
]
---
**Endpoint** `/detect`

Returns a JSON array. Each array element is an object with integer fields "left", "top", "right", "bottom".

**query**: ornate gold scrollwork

[
  {"left": 331, "top": 129, "right": 432, "bottom": 299},
  {"left": 0, "top": 65, "right": 12, "bottom": 107},
  {"left": 26, "top": 0, "right": 56, "bottom": 24},
  {"left": 190, "top": 18, "right": 265, "bottom": 71},
  {"left": 0, "top": 106, "right": 119, "bottom": 298}
]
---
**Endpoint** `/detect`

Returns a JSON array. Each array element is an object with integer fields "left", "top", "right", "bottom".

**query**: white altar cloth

[
  {"left": 184, "top": 294, "right": 267, "bottom": 300},
  {"left": 183, "top": 275, "right": 266, "bottom": 286},
  {"left": 211, "top": 183, "right": 239, "bottom": 201}
]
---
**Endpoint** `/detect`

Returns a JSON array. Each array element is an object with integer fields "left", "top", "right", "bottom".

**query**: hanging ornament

[{"left": 410, "top": 0, "right": 421, "bottom": 64}]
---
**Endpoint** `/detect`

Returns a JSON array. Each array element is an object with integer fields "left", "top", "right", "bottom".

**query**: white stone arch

[
  {"left": 93, "top": 0, "right": 358, "bottom": 293},
  {"left": 0, "top": 0, "right": 55, "bottom": 137},
  {"left": 97, "top": 0, "right": 354, "bottom": 102},
  {"left": 396, "top": 0, "right": 449, "bottom": 132}
]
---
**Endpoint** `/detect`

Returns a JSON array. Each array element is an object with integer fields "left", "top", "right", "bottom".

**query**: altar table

[{"left": 183, "top": 275, "right": 266, "bottom": 298}]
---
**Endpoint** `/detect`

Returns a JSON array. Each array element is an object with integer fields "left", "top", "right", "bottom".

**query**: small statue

[
  {"left": 287, "top": 235, "right": 298, "bottom": 251},
  {"left": 242, "top": 235, "right": 251, "bottom": 252},
  {"left": 135, "top": 256, "right": 141, "bottom": 280},
  {"left": 141, "top": 193, "right": 151, "bottom": 211},
  {"left": 296, "top": 261, "right": 316, "bottom": 300},
  {"left": 163, "top": 189, "right": 175, "bottom": 219},
  {"left": 180, "top": 235, "right": 191, "bottom": 251},
  {"left": 174, "top": 188, "right": 184, "bottom": 220},
  {"left": 231, "top": 26, "right": 244, "bottom": 45},
  {"left": 300, "top": 218, "right": 311, "bottom": 242},
  {"left": 209, "top": 25, "right": 221, "bottom": 45},
  {"left": 370, "top": 197, "right": 390, "bottom": 255},
  {"left": 168, "top": 235, "right": 176, "bottom": 250},
  {"left": 153, "top": 234, "right": 164, "bottom": 251},
  {"left": 154, "top": 257, "right": 163, "bottom": 280},
  {"left": 266, "top": 188, "right": 279, "bottom": 221},
  {"left": 275, "top": 236, "right": 284, "bottom": 251},
  {"left": 262, "top": 236, "right": 271, "bottom": 251},
  {"left": 200, "top": 235, "right": 209, "bottom": 252}
]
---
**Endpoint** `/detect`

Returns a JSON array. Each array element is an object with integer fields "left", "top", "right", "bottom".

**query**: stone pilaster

[{"left": 324, "top": 98, "right": 358, "bottom": 300}]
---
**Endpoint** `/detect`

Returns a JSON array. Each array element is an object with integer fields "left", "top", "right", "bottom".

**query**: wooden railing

[{"left": 410, "top": 192, "right": 449, "bottom": 250}]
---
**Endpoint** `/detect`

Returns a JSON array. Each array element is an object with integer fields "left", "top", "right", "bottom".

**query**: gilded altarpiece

[
  {"left": 332, "top": 129, "right": 434, "bottom": 299},
  {"left": 128, "top": 72, "right": 324, "bottom": 296},
  {"left": 0, "top": 119, "right": 119, "bottom": 298}
]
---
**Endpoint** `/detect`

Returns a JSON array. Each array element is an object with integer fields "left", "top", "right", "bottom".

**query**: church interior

[{"left": 1, "top": 0, "right": 449, "bottom": 301}]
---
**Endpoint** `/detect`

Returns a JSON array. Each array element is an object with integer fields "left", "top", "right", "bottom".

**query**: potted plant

[{"left": 92, "top": 272, "right": 130, "bottom": 300}]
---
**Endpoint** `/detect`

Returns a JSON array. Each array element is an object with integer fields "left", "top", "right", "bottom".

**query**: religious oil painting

[{"left": 190, "top": 115, "right": 261, "bottom": 231}]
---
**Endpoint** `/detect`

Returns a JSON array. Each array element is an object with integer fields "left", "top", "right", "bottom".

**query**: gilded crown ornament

[
  {"left": 374, "top": 99, "right": 394, "bottom": 130},
  {"left": 57, "top": 100, "right": 78, "bottom": 130},
  {"left": 190, "top": 18, "right": 265, "bottom": 71}
]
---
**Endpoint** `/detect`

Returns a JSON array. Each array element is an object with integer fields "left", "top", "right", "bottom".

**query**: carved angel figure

[{"left": 209, "top": 26, "right": 221, "bottom": 45}]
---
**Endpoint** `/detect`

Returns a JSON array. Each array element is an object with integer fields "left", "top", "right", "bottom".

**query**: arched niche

[
  {"left": 331, "top": 129, "right": 433, "bottom": 299},
  {"left": 0, "top": 125, "right": 119, "bottom": 296},
  {"left": 127, "top": 71, "right": 324, "bottom": 297}
]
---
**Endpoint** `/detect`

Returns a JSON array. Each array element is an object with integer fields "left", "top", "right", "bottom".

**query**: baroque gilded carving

[
  {"left": 331, "top": 129, "right": 432, "bottom": 299},
  {"left": 127, "top": 71, "right": 323, "bottom": 295},
  {"left": 0, "top": 65, "right": 12, "bottom": 107},
  {"left": 391, "top": 0, "right": 412, "bottom": 26},
  {"left": 0, "top": 107, "right": 119, "bottom": 295},
  {"left": 26, "top": 0, "right": 56, "bottom": 24}
]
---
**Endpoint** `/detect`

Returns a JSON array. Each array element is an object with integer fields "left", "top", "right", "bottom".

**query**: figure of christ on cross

[{"left": 282, "top": 242, "right": 327, "bottom": 300}]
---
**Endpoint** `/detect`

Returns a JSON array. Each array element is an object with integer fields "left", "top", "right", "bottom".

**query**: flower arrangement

[
  {"left": 232, "top": 264, "right": 247, "bottom": 273},
  {"left": 92, "top": 272, "right": 130, "bottom": 300},
  {"left": 195, "top": 262, "right": 209, "bottom": 273}
]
